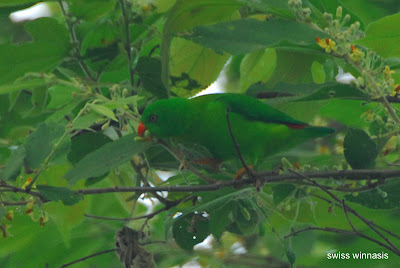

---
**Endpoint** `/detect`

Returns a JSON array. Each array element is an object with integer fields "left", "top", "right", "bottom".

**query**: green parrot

[{"left": 138, "top": 93, "right": 334, "bottom": 164}]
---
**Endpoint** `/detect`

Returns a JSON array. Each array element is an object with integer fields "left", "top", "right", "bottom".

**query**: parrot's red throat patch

[
  {"left": 138, "top": 122, "right": 146, "bottom": 137},
  {"left": 286, "top": 123, "right": 308, "bottom": 129}
]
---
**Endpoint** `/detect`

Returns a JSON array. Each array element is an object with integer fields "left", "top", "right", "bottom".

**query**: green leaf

[
  {"left": 339, "top": 0, "right": 389, "bottom": 27},
  {"left": 103, "top": 95, "right": 142, "bottom": 110},
  {"left": 80, "top": 20, "right": 118, "bottom": 55},
  {"left": 64, "top": 134, "right": 150, "bottom": 184},
  {"left": 209, "top": 202, "right": 234, "bottom": 239},
  {"left": 87, "top": 103, "right": 118, "bottom": 122},
  {"left": 164, "top": 0, "right": 241, "bottom": 34},
  {"left": 0, "top": 0, "right": 38, "bottom": 7},
  {"left": 37, "top": 185, "right": 83, "bottom": 206},
  {"left": 268, "top": 50, "right": 327, "bottom": 85},
  {"left": 170, "top": 38, "right": 229, "bottom": 92},
  {"left": 67, "top": 132, "right": 113, "bottom": 165},
  {"left": 24, "top": 122, "right": 65, "bottom": 169},
  {"left": 161, "top": 0, "right": 241, "bottom": 89},
  {"left": 183, "top": 19, "right": 328, "bottom": 55},
  {"left": 0, "top": 78, "right": 47, "bottom": 95},
  {"left": 240, "top": 48, "right": 277, "bottom": 91},
  {"left": 295, "top": 82, "right": 369, "bottom": 101},
  {"left": 0, "top": 147, "right": 25, "bottom": 181},
  {"left": 172, "top": 213, "right": 210, "bottom": 250},
  {"left": 343, "top": 128, "right": 378, "bottom": 169},
  {"left": 272, "top": 184, "right": 296, "bottom": 205},
  {"left": 311, "top": 61, "right": 325, "bottom": 84},
  {"left": 345, "top": 180, "right": 400, "bottom": 209},
  {"left": 356, "top": 13, "right": 400, "bottom": 58},
  {"left": 136, "top": 56, "right": 168, "bottom": 98},
  {"left": 72, "top": 111, "right": 102, "bottom": 130},
  {"left": 47, "top": 85, "right": 79, "bottom": 110},
  {"left": 29, "top": 86, "right": 48, "bottom": 116},
  {"left": 0, "top": 17, "right": 70, "bottom": 85},
  {"left": 319, "top": 99, "right": 377, "bottom": 128},
  {"left": 67, "top": 0, "right": 116, "bottom": 21},
  {"left": 236, "top": 0, "right": 293, "bottom": 18}
]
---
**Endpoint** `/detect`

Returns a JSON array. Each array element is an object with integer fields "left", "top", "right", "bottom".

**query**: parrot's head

[{"left": 138, "top": 98, "right": 192, "bottom": 138}]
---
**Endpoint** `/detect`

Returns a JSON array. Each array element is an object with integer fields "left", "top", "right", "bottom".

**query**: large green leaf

[
  {"left": 345, "top": 180, "right": 400, "bottom": 209},
  {"left": 0, "top": 0, "right": 38, "bottom": 7},
  {"left": 356, "top": 13, "right": 400, "bottom": 58},
  {"left": 0, "top": 17, "right": 70, "bottom": 85},
  {"left": 295, "top": 82, "right": 369, "bottom": 101},
  {"left": 172, "top": 212, "right": 210, "bottom": 250},
  {"left": 272, "top": 184, "right": 296, "bottom": 205},
  {"left": 343, "top": 128, "right": 377, "bottom": 169},
  {"left": 37, "top": 185, "right": 83, "bottom": 206},
  {"left": 136, "top": 56, "right": 168, "bottom": 98},
  {"left": 236, "top": 0, "right": 293, "bottom": 18},
  {"left": 182, "top": 19, "right": 328, "bottom": 55},
  {"left": 0, "top": 78, "right": 47, "bottom": 95},
  {"left": 67, "top": 0, "right": 115, "bottom": 21},
  {"left": 267, "top": 50, "right": 327, "bottom": 86},
  {"left": 0, "top": 146, "right": 25, "bottom": 181},
  {"left": 163, "top": 0, "right": 241, "bottom": 34},
  {"left": 170, "top": 37, "right": 229, "bottom": 93},
  {"left": 161, "top": 0, "right": 241, "bottom": 89},
  {"left": 239, "top": 48, "right": 277, "bottom": 91},
  {"left": 64, "top": 134, "right": 150, "bottom": 184},
  {"left": 67, "top": 132, "right": 112, "bottom": 165},
  {"left": 24, "top": 122, "right": 65, "bottom": 169},
  {"left": 339, "top": 0, "right": 388, "bottom": 27}
]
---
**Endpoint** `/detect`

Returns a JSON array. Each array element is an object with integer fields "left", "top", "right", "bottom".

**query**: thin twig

[
  {"left": 26, "top": 103, "right": 89, "bottom": 190},
  {"left": 226, "top": 107, "right": 254, "bottom": 178},
  {"left": 158, "top": 139, "right": 217, "bottom": 183},
  {"left": 284, "top": 226, "right": 356, "bottom": 238},
  {"left": 130, "top": 159, "right": 169, "bottom": 205},
  {"left": 289, "top": 169, "right": 400, "bottom": 255},
  {"left": 57, "top": 0, "right": 96, "bottom": 81},
  {"left": 342, "top": 199, "right": 357, "bottom": 232},
  {"left": 1, "top": 201, "right": 30, "bottom": 206},
  {"left": 118, "top": 0, "right": 135, "bottom": 88},
  {"left": 59, "top": 248, "right": 115, "bottom": 268}
]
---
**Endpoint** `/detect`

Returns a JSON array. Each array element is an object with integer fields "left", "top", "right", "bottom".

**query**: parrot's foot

[
  {"left": 192, "top": 158, "right": 222, "bottom": 171},
  {"left": 234, "top": 165, "right": 254, "bottom": 181}
]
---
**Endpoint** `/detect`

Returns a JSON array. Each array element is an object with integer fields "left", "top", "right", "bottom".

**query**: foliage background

[{"left": 1, "top": 0, "right": 400, "bottom": 267}]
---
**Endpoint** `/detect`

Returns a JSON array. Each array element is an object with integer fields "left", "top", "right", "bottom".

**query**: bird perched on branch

[{"left": 138, "top": 93, "right": 334, "bottom": 165}]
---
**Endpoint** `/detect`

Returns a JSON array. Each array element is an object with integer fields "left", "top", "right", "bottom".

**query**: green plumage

[{"left": 139, "top": 93, "right": 334, "bottom": 163}]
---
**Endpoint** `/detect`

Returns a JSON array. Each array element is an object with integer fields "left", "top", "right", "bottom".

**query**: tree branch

[
  {"left": 59, "top": 248, "right": 115, "bottom": 268},
  {"left": 118, "top": 0, "right": 135, "bottom": 88},
  {"left": 57, "top": 0, "right": 96, "bottom": 81},
  {"left": 288, "top": 169, "right": 400, "bottom": 255}
]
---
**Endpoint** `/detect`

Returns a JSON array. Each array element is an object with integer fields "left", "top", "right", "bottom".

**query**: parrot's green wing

[{"left": 198, "top": 93, "right": 308, "bottom": 128}]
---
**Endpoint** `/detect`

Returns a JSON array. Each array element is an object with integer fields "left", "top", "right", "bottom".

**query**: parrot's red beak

[{"left": 138, "top": 122, "right": 146, "bottom": 137}]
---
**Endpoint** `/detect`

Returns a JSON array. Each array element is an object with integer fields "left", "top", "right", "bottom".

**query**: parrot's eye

[{"left": 149, "top": 114, "right": 158, "bottom": 123}]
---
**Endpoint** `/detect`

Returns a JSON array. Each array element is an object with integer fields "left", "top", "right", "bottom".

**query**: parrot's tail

[{"left": 302, "top": 126, "right": 335, "bottom": 138}]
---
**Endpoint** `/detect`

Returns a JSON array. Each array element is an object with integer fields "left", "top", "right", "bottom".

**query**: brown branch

[
  {"left": 57, "top": 0, "right": 96, "bottom": 81},
  {"left": 73, "top": 168, "right": 400, "bottom": 195},
  {"left": 289, "top": 169, "right": 400, "bottom": 255},
  {"left": 284, "top": 226, "right": 356, "bottom": 238},
  {"left": 1, "top": 201, "right": 30, "bottom": 206},
  {"left": 118, "top": 0, "right": 135, "bottom": 88},
  {"left": 59, "top": 248, "right": 115, "bottom": 268}
]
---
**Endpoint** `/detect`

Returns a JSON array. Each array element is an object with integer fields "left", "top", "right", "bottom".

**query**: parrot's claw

[
  {"left": 192, "top": 158, "right": 222, "bottom": 171},
  {"left": 233, "top": 165, "right": 254, "bottom": 181}
]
